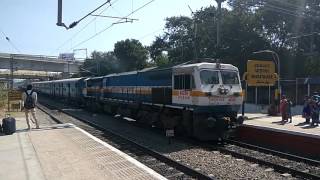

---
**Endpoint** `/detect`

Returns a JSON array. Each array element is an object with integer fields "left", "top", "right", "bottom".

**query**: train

[{"left": 33, "top": 62, "right": 244, "bottom": 140}]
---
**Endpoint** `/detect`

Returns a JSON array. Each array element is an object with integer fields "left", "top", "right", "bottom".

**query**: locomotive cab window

[
  {"left": 174, "top": 74, "right": 194, "bottom": 90},
  {"left": 200, "top": 70, "right": 219, "bottom": 85},
  {"left": 221, "top": 71, "right": 239, "bottom": 85}
]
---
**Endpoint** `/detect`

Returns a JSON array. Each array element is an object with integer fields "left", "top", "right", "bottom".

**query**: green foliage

[
  {"left": 77, "top": 0, "right": 320, "bottom": 78},
  {"left": 154, "top": 53, "right": 170, "bottom": 67},
  {"left": 147, "top": 0, "right": 320, "bottom": 77},
  {"left": 305, "top": 56, "right": 320, "bottom": 76},
  {"left": 114, "top": 39, "right": 148, "bottom": 72},
  {"left": 79, "top": 51, "right": 119, "bottom": 77}
]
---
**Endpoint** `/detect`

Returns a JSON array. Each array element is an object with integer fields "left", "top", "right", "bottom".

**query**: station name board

[{"left": 244, "top": 60, "right": 278, "bottom": 86}]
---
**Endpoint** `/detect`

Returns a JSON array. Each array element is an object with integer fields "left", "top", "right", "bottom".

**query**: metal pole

[
  {"left": 295, "top": 78, "right": 298, "bottom": 105},
  {"left": 245, "top": 83, "right": 248, "bottom": 101},
  {"left": 216, "top": 0, "right": 224, "bottom": 48},
  {"left": 273, "top": 52, "right": 281, "bottom": 98},
  {"left": 255, "top": 86, "right": 258, "bottom": 105},
  {"left": 268, "top": 85, "right": 271, "bottom": 105},
  {"left": 242, "top": 82, "right": 247, "bottom": 116},
  {"left": 57, "top": 0, "right": 62, "bottom": 25},
  {"left": 194, "top": 19, "right": 198, "bottom": 59},
  {"left": 10, "top": 55, "right": 14, "bottom": 90},
  {"left": 68, "top": 61, "right": 70, "bottom": 78},
  {"left": 308, "top": 83, "right": 310, "bottom": 96}
]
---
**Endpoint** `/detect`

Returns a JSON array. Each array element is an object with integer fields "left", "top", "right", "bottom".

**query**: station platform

[
  {"left": 0, "top": 116, "right": 166, "bottom": 180},
  {"left": 242, "top": 113, "right": 320, "bottom": 137},
  {"left": 236, "top": 113, "right": 320, "bottom": 159}
]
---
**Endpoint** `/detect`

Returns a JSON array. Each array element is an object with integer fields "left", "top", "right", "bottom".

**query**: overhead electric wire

[
  {"left": 269, "top": 0, "right": 305, "bottom": 11},
  {"left": 138, "top": 27, "right": 163, "bottom": 40},
  {"left": 0, "top": 27, "right": 21, "bottom": 53},
  {"left": 262, "top": 5, "right": 308, "bottom": 19},
  {"left": 68, "top": 0, "right": 111, "bottom": 29},
  {"left": 69, "top": 0, "right": 156, "bottom": 50},
  {"left": 55, "top": 0, "right": 120, "bottom": 53},
  {"left": 257, "top": 1, "right": 319, "bottom": 20}
]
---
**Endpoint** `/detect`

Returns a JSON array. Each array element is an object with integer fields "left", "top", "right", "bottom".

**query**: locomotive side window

[
  {"left": 184, "top": 75, "right": 191, "bottom": 90},
  {"left": 174, "top": 74, "right": 193, "bottom": 90},
  {"left": 200, "top": 70, "right": 219, "bottom": 85},
  {"left": 221, "top": 71, "right": 239, "bottom": 84},
  {"left": 174, "top": 75, "right": 182, "bottom": 89}
]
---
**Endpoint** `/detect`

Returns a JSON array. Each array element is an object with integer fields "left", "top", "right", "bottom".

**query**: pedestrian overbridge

[
  {"left": 0, "top": 53, "right": 83, "bottom": 73},
  {"left": 0, "top": 70, "right": 61, "bottom": 80}
]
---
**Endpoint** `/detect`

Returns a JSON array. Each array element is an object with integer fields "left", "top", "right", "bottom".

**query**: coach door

[
  {"left": 67, "top": 83, "right": 71, "bottom": 98},
  {"left": 61, "top": 83, "right": 63, "bottom": 97},
  {"left": 53, "top": 83, "right": 56, "bottom": 97}
]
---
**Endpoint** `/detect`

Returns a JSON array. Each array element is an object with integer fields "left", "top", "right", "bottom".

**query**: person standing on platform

[
  {"left": 303, "top": 96, "right": 311, "bottom": 123},
  {"left": 311, "top": 95, "right": 320, "bottom": 126},
  {"left": 280, "top": 95, "right": 288, "bottom": 123},
  {"left": 304, "top": 97, "right": 312, "bottom": 123},
  {"left": 287, "top": 98, "right": 293, "bottom": 123},
  {"left": 22, "top": 84, "right": 39, "bottom": 130}
]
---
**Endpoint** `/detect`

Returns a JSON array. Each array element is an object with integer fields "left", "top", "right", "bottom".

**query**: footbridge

[{"left": 0, "top": 53, "right": 83, "bottom": 73}]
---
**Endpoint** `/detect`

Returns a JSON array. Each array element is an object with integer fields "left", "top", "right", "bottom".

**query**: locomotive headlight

[
  {"left": 205, "top": 92, "right": 212, "bottom": 96},
  {"left": 207, "top": 117, "right": 216, "bottom": 128},
  {"left": 233, "top": 92, "right": 240, "bottom": 97}
]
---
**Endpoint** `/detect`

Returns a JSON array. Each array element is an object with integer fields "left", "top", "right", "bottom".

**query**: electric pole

[
  {"left": 10, "top": 55, "right": 14, "bottom": 89},
  {"left": 216, "top": 0, "right": 225, "bottom": 48},
  {"left": 188, "top": 5, "right": 198, "bottom": 60}
]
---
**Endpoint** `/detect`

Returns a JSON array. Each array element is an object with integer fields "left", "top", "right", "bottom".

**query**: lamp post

[{"left": 252, "top": 50, "right": 281, "bottom": 111}]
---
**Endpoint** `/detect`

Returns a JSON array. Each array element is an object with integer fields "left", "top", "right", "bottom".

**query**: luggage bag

[{"left": 2, "top": 115, "right": 16, "bottom": 135}]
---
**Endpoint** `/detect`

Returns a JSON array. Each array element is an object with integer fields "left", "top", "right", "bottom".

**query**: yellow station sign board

[
  {"left": 244, "top": 60, "right": 278, "bottom": 86},
  {"left": 8, "top": 90, "right": 22, "bottom": 101}
]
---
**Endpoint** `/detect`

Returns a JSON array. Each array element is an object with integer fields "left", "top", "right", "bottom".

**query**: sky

[{"left": 0, "top": 0, "right": 218, "bottom": 59}]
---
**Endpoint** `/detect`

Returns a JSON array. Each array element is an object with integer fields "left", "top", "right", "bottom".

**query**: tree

[
  {"left": 79, "top": 51, "right": 119, "bottom": 77},
  {"left": 114, "top": 39, "right": 148, "bottom": 71},
  {"left": 149, "top": 36, "right": 169, "bottom": 62},
  {"left": 163, "top": 16, "right": 195, "bottom": 64}
]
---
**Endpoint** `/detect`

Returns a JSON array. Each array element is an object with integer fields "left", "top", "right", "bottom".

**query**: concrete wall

[{"left": 239, "top": 103, "right": 303, "bottom": 115}]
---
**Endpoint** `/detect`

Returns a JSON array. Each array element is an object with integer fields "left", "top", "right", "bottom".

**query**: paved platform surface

[
  {"left": 242, "top": 113, "right": 320, "bottom": 138},
  {"left": 0, "top": 112, "right": 166, "bottom": 180}
]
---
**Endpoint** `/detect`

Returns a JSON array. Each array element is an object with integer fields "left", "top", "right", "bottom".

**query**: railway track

[
  {"left": 38, "top": 97, "right": 320, "bottom": 179},
  {"left": 37, "top": 102, "right": 214, "bottom": 180},
  {"left": 214, "top": 140, "right": 320, "bottom": 179}
]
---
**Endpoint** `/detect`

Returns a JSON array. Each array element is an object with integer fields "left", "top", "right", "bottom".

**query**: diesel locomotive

[{"left": 33, "top": 62, "right": 244, "bottom": 140}]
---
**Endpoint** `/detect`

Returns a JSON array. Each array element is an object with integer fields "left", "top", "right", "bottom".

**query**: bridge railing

[{"left": 0, "top": 53, "right": 84, "bottom": 63}]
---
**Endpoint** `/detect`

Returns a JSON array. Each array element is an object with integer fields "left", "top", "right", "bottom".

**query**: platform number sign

[
  {"left": 166, "top": 129, "right": 174, "bottom": 137},
  {"left": 166, "top": 129, "right": 174, "bottom": 144}
]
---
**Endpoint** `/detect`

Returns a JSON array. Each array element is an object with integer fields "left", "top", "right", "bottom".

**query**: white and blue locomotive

[{"left": 33, "top": 62, "right": 244, "bottom": 140}]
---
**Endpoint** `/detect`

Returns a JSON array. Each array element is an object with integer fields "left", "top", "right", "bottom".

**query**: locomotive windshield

[
  {"left": 200, "top": 70, "right": 219, "bottom": 85},
  {"left": 221, "top": 71, "right": 239, "bottom": 85}
]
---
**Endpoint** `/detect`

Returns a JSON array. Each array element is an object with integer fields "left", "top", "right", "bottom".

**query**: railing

[
  {"left": 0, "top": 70, "right": 61, "bottom": 77},
  {"left": 0, "top": 53, "right": 84, "bottom": 63}
]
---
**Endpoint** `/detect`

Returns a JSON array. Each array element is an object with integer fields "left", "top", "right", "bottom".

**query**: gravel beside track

[
  {"left": 224, "top": 144, "right": 320, "bottom": 177},
  {"left": 38, "top": 97, "right": 298, "bottom": 179}
]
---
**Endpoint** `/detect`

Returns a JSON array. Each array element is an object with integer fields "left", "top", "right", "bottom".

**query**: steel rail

[
  {"left": 37, "top": 102, "right": 215, "bottom": 180},
  {"left": 212, "top": 145, "right": 320, "bottom": 180},
  {"left": 226, "top": 139, "right": 320, "bottom": 167}
]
